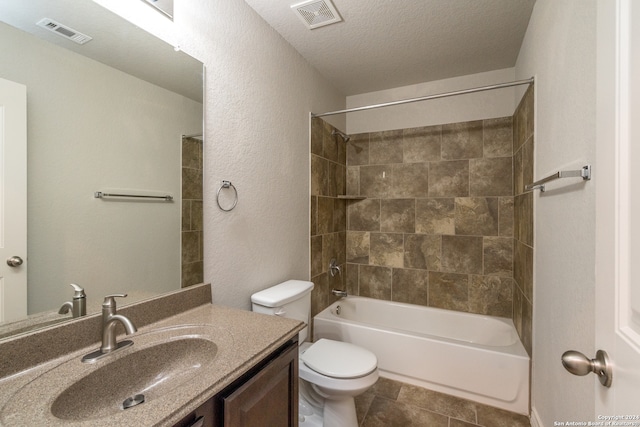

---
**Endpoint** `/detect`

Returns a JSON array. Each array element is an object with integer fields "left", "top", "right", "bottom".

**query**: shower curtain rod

[{"left": 311, "top": 77, "right": 535, "bottom": 118}]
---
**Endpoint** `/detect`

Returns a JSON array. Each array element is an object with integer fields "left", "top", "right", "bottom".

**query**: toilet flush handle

[{"left": 274, "top": 308, "right": 286, "bottom": 316}]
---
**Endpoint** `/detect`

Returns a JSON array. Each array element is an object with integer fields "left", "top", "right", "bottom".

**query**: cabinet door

[
  {"left": 223, "top": 343, "right": 298, "bottom": 426},
  {"left": 173, "top": 397, "right": 215, "bottom": 427}
]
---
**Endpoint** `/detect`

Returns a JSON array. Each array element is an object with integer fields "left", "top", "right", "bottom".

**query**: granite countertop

[{"left": 0, "top": 303, "right": 303, "bottom": 426}]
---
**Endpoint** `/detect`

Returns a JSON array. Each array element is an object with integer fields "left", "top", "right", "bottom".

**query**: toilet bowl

[
  {"left": 298, "top": 340, "right": 378, "bottom": 426},
  {"left": 251, "top": 280, "right": 379, "bottom": 427}
]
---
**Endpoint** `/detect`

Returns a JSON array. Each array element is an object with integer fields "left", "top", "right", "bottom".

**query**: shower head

[{"left": 332, "top": 129, "right": 350, "bottom": 143}]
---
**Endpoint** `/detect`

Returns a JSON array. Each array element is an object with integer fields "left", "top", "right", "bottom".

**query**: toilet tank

[{"left": 251, "top": 280, "right": 314, "bottom": 343}]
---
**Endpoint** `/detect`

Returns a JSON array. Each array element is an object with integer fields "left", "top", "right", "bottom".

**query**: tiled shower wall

[
  {"left": 343, "top": 118, "right": 515, "bottom": 318},
  {"left": 310, "top": 119, "right": 348, "bottom": 317},
  {"left": 309, "top": 89, "right": 534, "bottom": 355},
  {"left": 181, "top": 136, "right": 204, "bottom": 288},
  {"left": 513, "top": 86, "right": 534, "bottom": 356}
]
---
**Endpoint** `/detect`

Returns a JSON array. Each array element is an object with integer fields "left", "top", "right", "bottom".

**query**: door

[
  {"left": 0, "top": 77, "right": 27, "bottom": 323},
  {"left": 595, "top": 0, "right": 640, "bottom": 413}
]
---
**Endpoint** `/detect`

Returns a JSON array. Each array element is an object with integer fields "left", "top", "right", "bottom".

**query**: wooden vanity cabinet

[{"left": 173, "top": 338, "right": 298, "bottom": 427}]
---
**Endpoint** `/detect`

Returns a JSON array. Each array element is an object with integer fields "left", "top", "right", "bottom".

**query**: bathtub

[{"left": 313, "top": 296, "right": 530, "bottom": 415}]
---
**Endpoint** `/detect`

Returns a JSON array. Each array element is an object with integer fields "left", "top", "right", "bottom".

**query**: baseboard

[{"left": 530, "top": 406, "right": 544, "bottom": 427}]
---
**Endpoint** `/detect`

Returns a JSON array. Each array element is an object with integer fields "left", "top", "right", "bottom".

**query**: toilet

[{"left": 251, "top": 280, "right": 378, "bottom": 427}]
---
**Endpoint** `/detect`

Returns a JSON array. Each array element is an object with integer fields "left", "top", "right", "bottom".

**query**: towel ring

[{"left": 216, "top": 180, "right": 238, "bottom": 212}]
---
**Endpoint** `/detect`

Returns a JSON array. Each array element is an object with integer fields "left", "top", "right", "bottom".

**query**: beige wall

[
  {"left": 515, "top": 0, "right": 597, "bottom": 424},
  {"left": 346, "top": 68, "right": 519, "bottom": 134},
  {"left": 141, "top": 0, "right": 346, "bottom": 309}
]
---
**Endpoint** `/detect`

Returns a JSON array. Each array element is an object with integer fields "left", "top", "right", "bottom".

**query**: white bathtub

[{"left": 313, "top": 296, "right": 530, "bottom": 415}]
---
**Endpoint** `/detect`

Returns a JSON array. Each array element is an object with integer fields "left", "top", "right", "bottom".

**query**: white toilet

[{"left": 251, "top": 280, "right": 378, "bottom": 427}]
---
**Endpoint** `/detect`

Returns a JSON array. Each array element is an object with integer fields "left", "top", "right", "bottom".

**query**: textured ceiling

[{"left": 244, "top": 0, "right": 536, "bottom": 95}]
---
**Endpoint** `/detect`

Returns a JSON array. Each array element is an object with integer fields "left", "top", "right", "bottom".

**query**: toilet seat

[{"left": 301, "top": 339, "right": 377, "bottom": 379}]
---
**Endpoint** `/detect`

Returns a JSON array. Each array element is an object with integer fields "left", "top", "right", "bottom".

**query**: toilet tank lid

[{"left": 251, "top": 280, "right": 314, "bottom": 307}]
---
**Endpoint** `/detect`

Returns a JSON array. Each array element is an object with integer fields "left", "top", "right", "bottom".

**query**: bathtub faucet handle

[
  {"left": 331, "top": 289, "right": 348, "bottom": 298},
  {"left": 329, "top": 258, "right": 341, "bottom": 277}
]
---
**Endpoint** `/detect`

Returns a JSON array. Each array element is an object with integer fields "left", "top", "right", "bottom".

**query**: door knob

[
  {"left": 561, "top": 349, "right": 612, "bottom": 387},
  {"left": 6, "top": 256, "right": 23, "bottom": 267}
]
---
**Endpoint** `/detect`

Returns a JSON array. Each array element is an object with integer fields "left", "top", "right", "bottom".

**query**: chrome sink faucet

[
  {"left": 58, "top": 283, "right": 86, "bottom": 318},
  {"left": 82, "top": 294, "right": 137, "bottom": 363}
]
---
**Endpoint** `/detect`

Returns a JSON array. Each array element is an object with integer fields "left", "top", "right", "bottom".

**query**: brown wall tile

[
  {"left": 370, "top": 130, "right": 403, "bottom": 164},
  {"left": 182, "top": 137, "right": 201, "bottom": 169},
  {"left": 311, "top": 273, "right": 329, "bottom": 318},
  {"left": 392, "top": 163, "right": 429, "bottom": 197},
  {"left": 328, "top": 162, "right": 346, "bottom": 197},
  {"left": 311, "top": 118, "right": 324, "bottom": 156},
  {"left": 404, "top": 234, "right": 441, "bottom": 270},
  {"left": 182, "top": 231, "right": 200, "bottom": 263},
  {"left": 360, "top": 165, "right": 393, "bottom": 197},
  {"left": 182, "top": 168, "right": 203, "bottom": 199},
  {"left": 333, "top": 199, "right": 346, "bottom": 233},
  {"left": 347, "top": 166, "right": 360, "bottom": 195},
  {"left": 454, "top": 197, "right": 499, "bottom": 236},
  {"left": 469, "top": 157, "right": 513, "bottom": 196},
  {"left": 311, "top": 154, "right": 328, "bottom": 196},
  {"left": 428, "top": 160, "right": 470, "bottom": 197},
  {"left": 381, "top": 199, "right": 416, "bottom": 233},
  {"left": 514, "top": 240, "right": 533, "bottom": 302},
  {"left": 415, "top": 198, "right": 455, "bottom": 234},
  {"left": 346, "top": 231, "right": 370, "bottom": 264},
  {"left": 310, "top": 196, "right": 317, "bottom": 236},
  {"left": 345, "top": 263, "right": 359, "bottom": 295},
  {"left": 402, "top": 125, "right": 442, "bottom": 163},
  {"left": 348, "top": 199, "right": 381, "bottom": 231},
  {"left": 498, "top": 197, "right": 514, "bottom": 237},
  {"left": 469, "top": 276, "right": 513, "bottom": 317},
  {"left": 515, "top": 192, "right": 533, "bottom": 246},
  {"left": 347, "top": 134, "right": 370, "bottom": 165},
  {"left": 359, "top": 265, "right": 392, "bottom": 300},
  {"left": 483, "top": 236, "right": 514, "bottom": 276},
  {"left": 441, "top": 235, "right": 483, "bottom": 274},
  {"left": 311, "top": 235, "right": 323, "bottom": 277},
  {"left": 322, "top": 232, "right": 346, "bottom": 270},
  {"left": 514, "top": 145, "right": 524, "bottom": 195},
  {"left": 317, "top": 196, "right": 334, "bottom": 235},
  {"left": 392, "top": 268, "right": 429, "bottom": 305},
  {"left": 522, "top": 137, "right": 534, "bottom": 194},
  {"left": 322, "top": 120, "right": 339, "bottom": 162},
  {"left": 442, "top": 120, "right": 483, "bottom": 160},
  {"left": 428, "top": 271, "right": 469, "bottom": 311},
  {"left": 483, "top": 117, "right": 513, "bottom": 158},
  {"left": 370, "top": 233, "right": 404, "bottom": 268},
  {"left": 182, "top": 200, "right": 192, "bottom": 231}
]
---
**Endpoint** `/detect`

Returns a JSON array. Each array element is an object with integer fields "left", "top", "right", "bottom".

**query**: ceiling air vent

[
  {"left": 291, "top": 0, "right": 343, "bottom": 30},
  {"left": 36, "top": 18, "right": 92, "bottom": 45}
]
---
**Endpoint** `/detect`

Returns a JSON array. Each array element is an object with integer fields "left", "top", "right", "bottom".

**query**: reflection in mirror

[
  {"left": 0, "top": 0, "right": 203, "bottom": 339},
  {"left": 141, "top": 0, "right": 174, "bottom": 20}
]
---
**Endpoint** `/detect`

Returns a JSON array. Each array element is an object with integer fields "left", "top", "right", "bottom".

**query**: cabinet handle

[{"left": 187, "top": 415, "right": 205, "bottom": 427}]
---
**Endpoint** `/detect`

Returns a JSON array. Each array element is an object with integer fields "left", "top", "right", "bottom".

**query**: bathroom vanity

[
  {"left": 175, "top": 338, "right": 298, "bottom": 427},
  {"left": 0, "top": 284, "right": 303, "bottom": 426}
]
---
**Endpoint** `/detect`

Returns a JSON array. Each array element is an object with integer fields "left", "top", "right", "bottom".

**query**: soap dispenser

[{"left": 58, "top": 283, "right": 86, "bottom": 318}]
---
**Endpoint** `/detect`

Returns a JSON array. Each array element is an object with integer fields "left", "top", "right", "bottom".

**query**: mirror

[
  {"left": 141, "top": 0, "right": 174, "bottom": 20},
  {"left": 0, "top": 0, "right": 203, "bottom": 339}
]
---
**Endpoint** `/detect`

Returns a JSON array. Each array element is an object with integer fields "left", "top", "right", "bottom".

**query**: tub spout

[{"left": 332, "top": 289, "right": 348, "bottom": 298}]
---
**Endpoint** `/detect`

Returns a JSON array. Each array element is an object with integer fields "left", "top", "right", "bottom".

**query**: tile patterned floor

[{"left": 355, "top": 377, "right": 531, "bottom": 427}]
